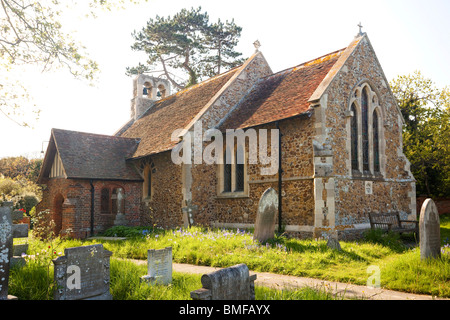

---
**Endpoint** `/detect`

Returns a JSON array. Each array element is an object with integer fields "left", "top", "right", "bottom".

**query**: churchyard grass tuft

[{"left": 9, "top": 214, "right": 450, "bottom": 299}]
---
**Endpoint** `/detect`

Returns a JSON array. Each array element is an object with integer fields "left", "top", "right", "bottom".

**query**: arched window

[
  {"left": 350, "top": 103, "right": 359, "bottom": 171},
  {"left": 361, "top": 88, "right": 369, "bottom": 172},
  {"left": 157, "top": 84, "right": 166, "bottom": 99},
  {"left": 348, "top": 83, "right": 384, "bottom": 177},
  {"left": 142, "top": 161, "right": 154, "bottom": 200},
  {"left": 373, "top": 110, "right": 380, "bottom": 173}
]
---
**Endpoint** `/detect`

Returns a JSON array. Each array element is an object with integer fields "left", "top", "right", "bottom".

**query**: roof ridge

[
  {"left": 260, "top": 47, "right": 347, "bottom": 81},
  {"left": 154, "top": 64, "right": 243, "bottom": 102},
  {"left": 52, "top": 128, "right": 140, "bottom": 141}
]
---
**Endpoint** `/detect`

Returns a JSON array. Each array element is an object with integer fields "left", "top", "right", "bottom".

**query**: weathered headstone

[
  {"left": 0, "top": 202, "right": 28, "bottom": 300},
  {"left": 52, "top": 244, "right": 113, "bottom": 300},
  {"left": 0, "top": 203, "right": 14, "bottom": 300},
  {"left": 141, "top": 247, "right": 172, "bottom": 285},
  {"left": 190, "top": 263, "right": 257, "bottom": 300},
  {"left": 10, "top": 209, "right": 29, "bottom": 268},
  {"left": 326, "top": 234, "right": 342, "bottom": 251},
  {"left": 419, "top": 198, "right": 441, "bottom": 260},
  {"left": 253, "top": 187, "right": 278, "bottom": 243}
]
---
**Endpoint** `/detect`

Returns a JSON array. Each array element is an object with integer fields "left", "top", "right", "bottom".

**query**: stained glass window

[{"left": 351, "top": 104, "right": 359, "bottom": 171}]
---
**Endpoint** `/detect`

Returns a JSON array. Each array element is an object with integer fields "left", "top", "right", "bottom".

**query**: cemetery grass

[
  {"left": 13, "top": 214, "right": 450, "bottom": 299},
  {"left": 9, "top": 253, "right": 338, "bottom": 300}
]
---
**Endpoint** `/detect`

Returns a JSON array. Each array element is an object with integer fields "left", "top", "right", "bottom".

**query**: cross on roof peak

[
  {"left": 253, "top": 40, "right": 261, "bottom": 52},
  {"left": 357, "top": 22, "right": 365, "bottom": 36}
]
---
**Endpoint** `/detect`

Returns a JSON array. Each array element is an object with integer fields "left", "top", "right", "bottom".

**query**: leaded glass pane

[
  {"left": 373, "top": 111, "right": 380, "bottom": 172},
  {"left": 223, "top": 148, "right": 232, "bottom": 192},
  {"left": 361, "top": 89, "right": 369, "bottom": 172},
  {"left": 351, "top": 104, "right": 359, "bottom": 171}
]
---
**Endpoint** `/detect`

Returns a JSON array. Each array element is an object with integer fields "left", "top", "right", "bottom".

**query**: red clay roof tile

[{"left": 220, "top": 49, "right": 345, "bottom": 130}]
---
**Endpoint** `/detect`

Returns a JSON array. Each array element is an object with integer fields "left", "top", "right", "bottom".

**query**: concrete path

[{"left": 171, "top": 262, "right": 448, "bottom": 301}]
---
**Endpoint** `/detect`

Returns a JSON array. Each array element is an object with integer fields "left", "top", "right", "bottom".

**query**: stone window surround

[
  {"left": 216, "top": 143, "right": 249, "bottom": 198},
  {"left": 345, "top": 81, "right": 386, "bottom": 178},
  {"left": 135, "top": 157, "right": 155, "bottom": 202}
]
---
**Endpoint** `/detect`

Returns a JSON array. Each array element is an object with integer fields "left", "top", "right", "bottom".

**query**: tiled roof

[
  {"left": 219, "top": 49, "right": 345, "bottom": 130},
  {"left": 119, "top": 67, "right": 240, "bottom": 159},
  {"left": 47, "top": 129, "right": 142, "bottom": 181}
]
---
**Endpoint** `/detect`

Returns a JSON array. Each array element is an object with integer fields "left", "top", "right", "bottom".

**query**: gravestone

[
  {"left": 0, "top": 203, "right": 14, "bottom": 300},
  {"left": 52, "top": 244, "right": 113, "bottom": 300},
  {"left": 419, "top": 198, "right": 441, "bottom": 260},
  {"left": 10, "top": 209, "right": 29, "bottom": 267},
  {"left": 141, "top": 247, "right": 172, "bottom": 285},
  {"left": 253, "top": 187, "right": 278, "bottom": 243},
  {"left": 190, "top": 264, "right": 257, "bottom": 300},
  {"left": 0, "top": 202, "right": 29, "bottom": 300},
  {"left": 326, "top": 234, "right": 342, "bottom": 251}
]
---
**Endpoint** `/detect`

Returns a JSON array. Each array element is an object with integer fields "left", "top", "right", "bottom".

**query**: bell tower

[{"left": 131, "top": 74, "right": 171, "bottom": 120}]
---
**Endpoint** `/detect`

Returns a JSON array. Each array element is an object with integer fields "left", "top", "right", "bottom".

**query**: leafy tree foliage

[
  {"left": 126, "top": 7, "right": 245, "bottom": 90},
  {"left": 0, "top": 156, "right": 43, "bottom": 211},
  {"left": 390, "top": 71, "right": 450, "bottom": 197},
  {"left": 0, "top": 0, "right": 147, "bottom": 126}
]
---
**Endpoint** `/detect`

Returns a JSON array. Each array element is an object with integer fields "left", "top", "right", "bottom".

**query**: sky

[{"left": 0, "top": 0, "right": 449, "bottom": 159}]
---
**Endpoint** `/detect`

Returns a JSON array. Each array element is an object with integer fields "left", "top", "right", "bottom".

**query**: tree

[
  {"left": 390, "top": 71, "right": 450, "bottom": 197},
  {"left": 0, "top": 156, "right": 42, "bottom": 182},
  {"left": 0, "top": 0, "right": 147, "bottom": 126},
  {"left": 203, "top": 19, "right": 244, "bottom": 77},
  {"left": 126, "top": 7, "right": 244, "bottom": 90}
]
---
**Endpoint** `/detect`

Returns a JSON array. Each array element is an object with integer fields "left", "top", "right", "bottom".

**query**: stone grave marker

[
  {"left": 141, "top": 246, "right": 172, "bottom": 285},
  {"left": 419, "top": 198, "right": 441, "bottom": 260},
  {"left": 0, "top": 202, "right": 29, "bottom": 300},
  {"left": 253, "top": 187, "right": 278, "bottom": 243},
  {"left": 326, "top": 234, "right": 342, "bottom": 251},
  {"left": 52, "top": 244, "right": 113, "bottom": 300},
  {"left": 190, "top": 263, "right": 257, "bottom": 300},
  {"left": 0, "top": 203, "right": 14, "bottom": 300}
]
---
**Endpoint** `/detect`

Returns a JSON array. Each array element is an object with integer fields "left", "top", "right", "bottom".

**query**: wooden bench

[{"left": 368, "top": 212, "right": 419, "bottom": 238}]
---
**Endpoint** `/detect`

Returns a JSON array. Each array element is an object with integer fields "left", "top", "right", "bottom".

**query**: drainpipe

[
  {"left": 89, "top": 180, "right": 95, "bottom": 237},
  {"left": 276, "top": 121, "right": 283, "bottom": 233}
]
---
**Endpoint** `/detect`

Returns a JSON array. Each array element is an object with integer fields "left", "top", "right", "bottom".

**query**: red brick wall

[{"left": 36, "top": 178, "right": 143, "bottom": 238}]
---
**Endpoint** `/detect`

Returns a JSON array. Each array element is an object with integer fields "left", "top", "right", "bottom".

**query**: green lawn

[{"left": 9, "top": 214, "right": 450, "bottom": 299}]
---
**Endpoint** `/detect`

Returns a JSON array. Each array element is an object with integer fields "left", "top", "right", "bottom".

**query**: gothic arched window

[
  {"left": 350, "top": 103, "right": 359, "bottom": 171},
  {"left": 373, "top": 110, "right": 380, "bottom": 173},
  {"left": 361, "top": 88, "right": 369, "bottom": 172},
  {"left": 348, "top": 83, "right": 384, "bottom": 177}
]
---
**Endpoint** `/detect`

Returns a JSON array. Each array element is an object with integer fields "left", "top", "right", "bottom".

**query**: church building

[{"left": 37, "top": 32, "right": 416, "bottom": 239}]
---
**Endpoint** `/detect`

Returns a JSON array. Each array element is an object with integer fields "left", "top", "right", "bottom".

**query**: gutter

[
  {"left": 276, "top": 121, "right": 283, "bottom": 233},
  {"left": 89, "top": 180, "right": 95, "bottom": 237}
]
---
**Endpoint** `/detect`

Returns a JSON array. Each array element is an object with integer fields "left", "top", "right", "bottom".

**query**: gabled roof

[
  {"left": 219, "top": 48, "right": 346, "bottom": 130},
  {"left": 38, "top": 129, "right": 142, "bottom": 183},
  {"left": 118, "top": 66, "right": 241, "bottom": 159}
]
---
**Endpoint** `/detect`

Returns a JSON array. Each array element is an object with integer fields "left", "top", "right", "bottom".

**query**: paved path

[{"left": 129, "top": 259, "right": 448, "bottom": 300}]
